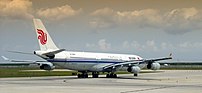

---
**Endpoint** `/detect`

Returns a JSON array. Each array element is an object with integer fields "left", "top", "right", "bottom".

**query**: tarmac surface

[{"left": 0, "top": 70, "right": 202, "bottom": 93}]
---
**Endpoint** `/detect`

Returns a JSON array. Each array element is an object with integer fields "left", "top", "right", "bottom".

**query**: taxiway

[{"left": 0, "top": 70, "right": 202, "bottom": 93}]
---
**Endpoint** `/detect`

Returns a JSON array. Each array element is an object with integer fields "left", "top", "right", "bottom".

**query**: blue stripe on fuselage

[{"left": 47, "top": 59, "right": 123, "bottom": 64}]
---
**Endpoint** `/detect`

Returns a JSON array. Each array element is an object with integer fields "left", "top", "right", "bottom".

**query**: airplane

[{"left": 1, "top": 19, "right": 172, "bottom": 78}]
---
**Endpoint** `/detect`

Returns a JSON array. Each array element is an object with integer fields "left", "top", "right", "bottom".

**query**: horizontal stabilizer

[
  {"left": 7, "top": 50, "right": 33, "bottom": 55},
  {"left": 42, "top": 49, "right": 65, "bottom": 56},
  {"left": 1, "top": 56, "right": 46, "bottom": 62},
  {"left": 1, "top": 56, "right": 9, "bottom": 61}
]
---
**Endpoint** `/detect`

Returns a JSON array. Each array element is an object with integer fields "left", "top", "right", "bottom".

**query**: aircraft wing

[
  {"left": 0, "top": 56, "right": 47, "bottom": 65},
  {"left": 143, "top": 53, "right": 172, "bottom": 62},
  {"left": 0, "top": 62, "right": 36, "bottom": 65},
  {"left": 103, "top": 61, "right": 141, "bottom": 70},
  {"left": 103, "top": 53, "right": 172, "bottom": 70}
]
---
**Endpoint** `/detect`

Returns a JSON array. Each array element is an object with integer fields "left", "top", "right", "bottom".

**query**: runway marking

[{"left": 120, "top": 86, "right": 176, "bottom": 93}]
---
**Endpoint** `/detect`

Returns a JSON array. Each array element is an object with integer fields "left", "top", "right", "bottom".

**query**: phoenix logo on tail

[{"left": 37, "top": 29, "right": 47, "bottom": 45}]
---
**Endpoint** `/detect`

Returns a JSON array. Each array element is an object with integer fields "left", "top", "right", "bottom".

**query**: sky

[{"left": 1, "top": 0, "right": 202, "bottom": 61}]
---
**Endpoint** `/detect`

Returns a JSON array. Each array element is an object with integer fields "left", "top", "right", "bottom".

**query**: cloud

[
  {"left": 123, "top": 40, "right": 158, "bottom": 51},
  {"left": 91, "top": 7, "right": 115, "bottom": 16},
  {"left": 117, "top": 9, "right": 162, "bottom": 27},
  {"left": 122, "top": 40, "right": 202, "bottom": 53},
  {"left": 164, "top": 7, "right": 202, "bottom": 34},
  {"left": 90, "top": 7, "right": 202, "bottom": 35},
  {"left": 166, "top": 8, "right": 198, "bottom": 21},
  {"left": 98, "top": 39, "right": 111, "bottom": 50},
  {"left": 89, "top": 18, "right": 116, "bottom": 30},
  {"left": 90, "top": 8, "right": 162, "bottom": 29},
  {"left": 0, "top": 0, "right": 33, "bottom": 20},
  {"left": 178, "top": 42, "right": 202, "bottom": 48},
  {"left": 123, "top": 40, "right": 176, "bottom": 52},
  {"left": 160, "top": 42, "right": 174, "bottom": 50},
  {"left": 0, "top": 0, "right": 81, "bottom": 21},
  {"left": 89, "top": 8, "right": 117, "bottom": 29},
  {"left": 86, "top": 39, "right": 111, "bottom": 51},
  {"left": 145, "top": 40, "right": 158, "bottom": 51},
  {"left": 37, "top": 5, "right": 82, "bottom": 21}
]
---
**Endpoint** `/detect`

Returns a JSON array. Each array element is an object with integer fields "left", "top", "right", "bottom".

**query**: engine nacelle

[
  {"left": 39, "top": 62, "right": 55, "bottom": 71},
  {"left": 147, "top": 62, "right": 160, "bottom": 70},
  {"left": 127, "top": 66, "right": 141, "bottom": 74}
]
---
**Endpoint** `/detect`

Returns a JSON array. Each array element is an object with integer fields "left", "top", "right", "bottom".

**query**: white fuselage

[{"left": 47, "top": 51, "right": 144, "bottom": 71}]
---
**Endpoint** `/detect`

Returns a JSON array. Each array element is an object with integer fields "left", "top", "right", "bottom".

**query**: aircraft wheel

[
  {"left": 84, "top": 74, "right": 88, "bottom": 78},
  {"left": 106, "top": 74, "right": 110, "bottom": 78},
  {"left": 106, "top": 73, "right": 117, "bottom": 78},
  {"left": 92, "top": 74, "right": 98, "bottom": 78},
  {"left": 83, "top": 73, "right": 88, "bottom": 78},
  {"left": 92, "top": 72, "right": 99, "bottom": 78},
  {"left": 78, "top": 72, "right": 89, "bottom": 78},
  {"left": 134, "top": 74, "right": 138, "bottom": 77},
  {"left": 77, "top": 74, "right": 82, "bottom": 78},
  {"left": 113, "top": 74, "right": 117, "bottom": 78},
  {"left": 109, "top": 73, "right": 114, "bottom": 78}
]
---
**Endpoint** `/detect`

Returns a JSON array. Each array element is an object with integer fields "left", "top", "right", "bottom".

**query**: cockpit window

[{"left": 129, "top": 57, "right": 136, "bottom": 60}]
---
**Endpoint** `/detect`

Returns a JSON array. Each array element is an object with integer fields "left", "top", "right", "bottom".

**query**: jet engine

[
  {"left": 147, "top": 62, "right": 160, "bottom": 70},
  {"left": 127, "top": 66, "right": 141, "bottom": 74},
  {"left": 39, "top": 62, "right": 55, "bottom": 71}
]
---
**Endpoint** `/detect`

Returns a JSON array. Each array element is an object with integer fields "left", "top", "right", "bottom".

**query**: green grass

[
  {"left": 160, "top": 68, "right": 202, "bottom": 70},
  {"left": 0, "top": 67, "right": 163, "bottom": 78},
  {"left": 0, "top": 68, "right": 77, "bottom": 78},
  {"left": 0, "top": 67, "right": 201, "bottom": 78}
]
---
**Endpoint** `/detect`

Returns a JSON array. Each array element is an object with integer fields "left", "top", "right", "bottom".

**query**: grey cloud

[
  {"left": 37, "top": 5, "right": 82, "bottom": 21},
  {"left": 89, "top": 8, "right": 117, "bottom": 30},
  {"left": 122, "top": 40, "right": 202, "bottom": 52},
  {"left": 0, "top": 0, "right": 34, "bottom": 20},
  {"left": 163, "top": 8, "right": 202, "bottom": 35},
  {"left": 0, "top": 0, "right": 82, "bottom": 22},
  {"left": 90, "top": 7, "right": 202, "bottom": 35},
  {"left": 86, "top": 39, "right": 111, "bottom": 51},
  {"left": 122, "top": 40, "right": 159, "bottom": 51}
]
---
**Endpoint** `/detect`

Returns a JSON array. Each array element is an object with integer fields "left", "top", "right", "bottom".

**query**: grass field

[
  {"left": 0, "top": 68, "right": 76, "bottom": 78},
  {"left": 0, "top": 67, "right": 201, "bottom": 78},
  {"left": 0, "top": 67, "right": 164, "bottom": 78}
]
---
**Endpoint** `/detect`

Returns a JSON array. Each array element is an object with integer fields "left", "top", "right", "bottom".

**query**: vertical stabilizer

[{"left": 33, "top": 19, "right": 58, "bottom": 51}]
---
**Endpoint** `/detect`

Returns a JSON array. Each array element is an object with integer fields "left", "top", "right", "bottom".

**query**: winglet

[
  {"left": 1, "top": 56, "right": 9, "bottom": 61},
  {"left": 169, "top": 53, "right": 172, "bottom": 57},
  {"left": 169, "top": 53, "right": 172, "bottom": 59}
]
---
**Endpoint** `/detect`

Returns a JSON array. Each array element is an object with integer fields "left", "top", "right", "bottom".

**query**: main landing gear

[
  {"left": 106, "top": 73, "right": 117, "bottom": 78},
  {"left": 77, "top": 72, "right": 99, "bottom": 78},
  {"left": 77, "top": 72, "right": 118, "bottom": 78},
  {"left": 77, "top": 72, "right": 88, "bottom": 78},
  {"left": 134, "top": 73, "right": 138, "bottom": 76},
  {"left": 92, "top": 72, "right": 99, "bottom": 78}
]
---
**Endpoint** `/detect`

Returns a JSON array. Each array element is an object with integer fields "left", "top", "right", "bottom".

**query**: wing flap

[{"left": 103, "top": 61, "right": 141, "bottom": 70}]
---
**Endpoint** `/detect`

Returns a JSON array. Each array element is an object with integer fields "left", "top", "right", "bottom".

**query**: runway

[{"left": 0, "top": 70, "right": 202, "bottom": 93}]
